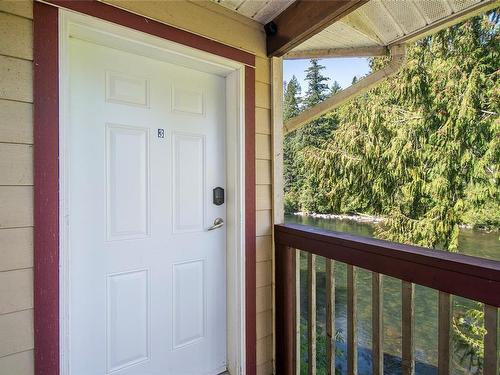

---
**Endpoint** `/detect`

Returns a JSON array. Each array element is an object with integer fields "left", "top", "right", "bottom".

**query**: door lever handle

[{"left": 207, "top": 217, "right": 224, "bottom": 231}]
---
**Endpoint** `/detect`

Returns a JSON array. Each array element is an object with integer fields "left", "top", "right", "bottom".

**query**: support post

[{"left": 275, "top": 243, "right": 296, "bottom": 375}]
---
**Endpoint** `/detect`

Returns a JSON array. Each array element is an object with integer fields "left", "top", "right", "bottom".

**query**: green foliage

[
  {"left": 452, "top": 303, "right": 486, "bottom": 374},
  {"left": 286, "top": 11, "right": 499, "bottom": 249},
  {"left": 299, "top": 317, "right": 344, "bottom": 375},
  {"left": 284, "top": 11, "right": 499, "bottom": 371},
  {"left": 284, "top": 60, "right": 339, "bottom": 213}
]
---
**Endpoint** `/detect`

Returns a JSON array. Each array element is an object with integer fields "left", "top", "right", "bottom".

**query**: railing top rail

[{"left": 275, "top": 223, "right": 500, "bottom": 306}]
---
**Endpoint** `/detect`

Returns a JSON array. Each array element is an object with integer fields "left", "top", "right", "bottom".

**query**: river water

[{"left": 285, "top": 214, "right": 500, "bottom": 375}]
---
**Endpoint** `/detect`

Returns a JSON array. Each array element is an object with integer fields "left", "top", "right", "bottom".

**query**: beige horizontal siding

[
  {"left": 255, "top": 57, "right": 270, "bottom": 84},
  {"left": 0, "top": 100, "right": 33, "bottom": 144},
  {"left": 0, "top": 2, "right": 274, "bottom": 374},
  {"left": 104, "top": 0, "right": 266, "bottom": 57},
  {"left": 0, "top": 5, "right": 35, "bottom": 374},
  {"left": 0, "top": 55, "right": 33, "bottom": 103},
  {"left": 256, "top": 310, "right": 273, "bottom": 340},
  {"left": 0, "top": 143, "right": 33, "bottom": 185},
  {"left": 0, "top": 1, "right": 33, "bottom": 19},
  {"left": 256, "top": 285, "right": 272, "bottom": 314},
  {"left": 256, "top": 335, "right": 272, "bottom": 365},
  {"left": 256, "top": 185, "right": 272, "bottom": 211},
  {"left": 0, "top": 227, "right": 33, "bottom": 272},
  {"left": 256, "top": 107, "right": 271, "bottom": 135},
  {"left": 256, "top": 134, "right": 271, "bottom": 160},
  {"left": 256, "top": 235, "right": 272, "bottom": 263},
  {"left": 256, "top": 160, "right": 271, "bottom": 185},
  {"left": 256, "top": 260, "right": 272, "bottom": 288},
  {"left": 0, "top": 309, "right": 33, "bottom": 357},
  {"left": 0, "top": 12, "right": 33, "bottom": 60},
  {"left": 0, "top": 186, "right": 33, "bottom": 228},
  {"left": 0, "top": 269, "right": 33, "bottom": 314},
  {"left": 0, "top": 350, "right": 34, "bottom": 375},
  {"left": 256, "top": 210, "right": 272, "bottom": 237},
  {"left": 257, "top": 360, "right": 273, "bottom": 375},
  {"left": 256, "top": 82, "right": 271, "bottom": 109}
]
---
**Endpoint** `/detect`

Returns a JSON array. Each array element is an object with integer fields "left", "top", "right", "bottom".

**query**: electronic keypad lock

[{"left": 213, "top": 187, "right": 225, "bottom": 206}]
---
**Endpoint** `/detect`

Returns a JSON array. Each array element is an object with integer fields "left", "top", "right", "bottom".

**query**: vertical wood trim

[
  {"left": 275, "top": 244, "right": 296, "bottom": 375},
  {"left": 438, "top": 292, "right": 451, "bottom": 375},
  {"left": 347, "top": 265, "right": 357, "bottom": 375},
  {"left": 271, "top": 57, "right": 284, "bottom": 226},
  {"left": 244, "top": 65, "right": 257, "bottom": 375},
  {"left": 296, "top": 251, "right": 302, "bottom": 375},
  {"left": 484, "top": 305, "right": 499, "bottom": 375},
  {"left": 308, "top": 253, "right": 317, "bottom": 375},
  {"left": 326, "top": 260, "right": 336, "bottom": 375},
  {"left": 402, "top": 282, "right": 415, "bottom": 375},
  {"left": 271, "top": 57, "right": 283, "bottom": 375},
  {"left": 372, "top": 273, "right": 383, "bottom": 375},
  {"left": 33, "top": 3, "right": 60, "bottom": 375}
]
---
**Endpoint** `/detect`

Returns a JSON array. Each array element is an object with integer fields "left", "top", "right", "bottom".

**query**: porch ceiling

[
  {"left": 289, "top": 0, "right": 497, "bottom": 55},
  {"left": 210, "top": 0, "right": 295, "bottom": 24},
  {"left": 211, "top": 0, "right": 498, "bottom": 58}
]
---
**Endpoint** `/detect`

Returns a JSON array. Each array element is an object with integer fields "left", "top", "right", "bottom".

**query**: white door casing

[{"left": 59, "top": 11, "right": 246, "bottom": 375}]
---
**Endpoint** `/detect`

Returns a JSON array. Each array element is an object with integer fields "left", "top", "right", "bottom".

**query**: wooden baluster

[
  {"left": 402, "top": 281, "right": 415, "bottom": 375},
  {"left": 438, "top": 292, "right": 451, "bottom": 375},
  {"left": 347, "top": 265, "right": 357, "bottom": 375},
  {"left": 484, "top": 304, "right": 499, "bottom": 375},
  {"left": 372, "top": 273, "right": 383, "bottom": 375},
  {"left": 326, "top": 260, "right": 336, "bottom": 375},
  {"left": 308, "top": 253, "right": 317, "bottom": 375}
]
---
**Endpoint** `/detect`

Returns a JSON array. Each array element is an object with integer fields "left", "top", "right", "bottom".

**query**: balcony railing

[{"left": 275, "top": 223, "right": 500, "bottom": 375}]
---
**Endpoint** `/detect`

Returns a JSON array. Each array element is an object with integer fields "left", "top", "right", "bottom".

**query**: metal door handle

[{"left": 208, "top": 217, "right": 224, "bottom": 231}]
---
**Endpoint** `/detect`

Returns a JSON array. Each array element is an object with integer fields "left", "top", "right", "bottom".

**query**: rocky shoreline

[
  {"left": 291, "top": 212, "right": 493, "bottom": 231},
  {"left": 292, "top": 212, "right": 385, "bottom": 224}
]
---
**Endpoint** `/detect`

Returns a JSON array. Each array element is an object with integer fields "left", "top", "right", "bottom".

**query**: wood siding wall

[
  {"left": 0, "top": 1, "right": 274, "bottom": 374},
  {"left": 0, "top": 2, "right": 35, "bottom": 374}
]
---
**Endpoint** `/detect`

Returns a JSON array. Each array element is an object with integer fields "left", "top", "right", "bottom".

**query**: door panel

[{"left": 68, "top": 37, "right": 227, "bottom": 375}]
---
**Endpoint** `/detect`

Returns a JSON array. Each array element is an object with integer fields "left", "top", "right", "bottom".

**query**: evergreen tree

[
  {"left": 330, "top": 80, "right": 342, "bottom": 96},
  {"left": 296, "top": 59, "right": 338, "bottom": 212},
  {"left": 283, "top": 75, "right": 301, "bottom": 121},
  {"left": 285, "top": 10, "right": 499, "bottom": 371},
  {"left": 303, "top": 59, "right": 330, "bottom": 108},
  {"left": 283, "top": 77, "right": 303, "bottom": 212}
]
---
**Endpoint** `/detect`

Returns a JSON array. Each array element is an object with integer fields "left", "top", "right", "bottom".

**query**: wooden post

[
  {"left": 308, "top": 253, "right": 317, "bottom": 375},
  {"left": 275, "top": 243, "right": 296, "bottom": 375},
  {"left": 401, "top": 282, "right": 415, "bottom": 375},
  {"left": 372, "top": 273, "right": 383, "bottom": 375},
  {"left": 484, "top": 305, "right": 499, "bottom": 375},
  {"left": 271, "top": 55, "right": 284, "bottom": 375},
  {"left": 347, "top": 265, "right": 357, "bottom": 375},
  {"left": 296, "top": 251, "right": 302, "bottom": 375},
  {"left": 438, "top": 292, "right": 451, "bottom": 375},
  {"left": 326, "top": 260, "right": 336, "bottom": 375}
]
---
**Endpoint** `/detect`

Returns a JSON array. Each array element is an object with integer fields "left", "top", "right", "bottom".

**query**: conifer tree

[
  {"left": 330, "top": 80, "right": 342, "bottom": 96},
  {"left": 283, "top": 75, "right": 301, "bottom": 121},
  {"left": 303, "top": 59, "right": 330, "bottom": 108},
  {"left": 283, "top": 77, "right": 303, "bottom": 212},
  {"left": 299, "top": 12, "right": 499, "bottom": 369}
]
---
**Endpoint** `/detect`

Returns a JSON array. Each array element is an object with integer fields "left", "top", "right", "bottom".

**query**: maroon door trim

[{"left": 33, "top": 2, "right": 256, "bottom": 374}]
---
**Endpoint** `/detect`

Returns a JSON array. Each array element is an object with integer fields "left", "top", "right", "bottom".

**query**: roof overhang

[{"left": 210, "top": 0, "right": 499, "bottom": 132}]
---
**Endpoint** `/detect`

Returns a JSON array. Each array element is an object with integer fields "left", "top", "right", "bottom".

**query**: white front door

[{"left": 68, "top": 36, "right": 227, "bottom": 375}]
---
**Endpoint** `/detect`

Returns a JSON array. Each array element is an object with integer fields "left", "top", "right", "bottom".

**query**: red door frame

[{"left": 33, "top": 2, "right": 256, "bottom": 374}]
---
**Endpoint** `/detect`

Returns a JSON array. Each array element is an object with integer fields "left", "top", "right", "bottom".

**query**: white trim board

[{"left": 58, "top": 10, "right": 246, "bottom": 375}]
